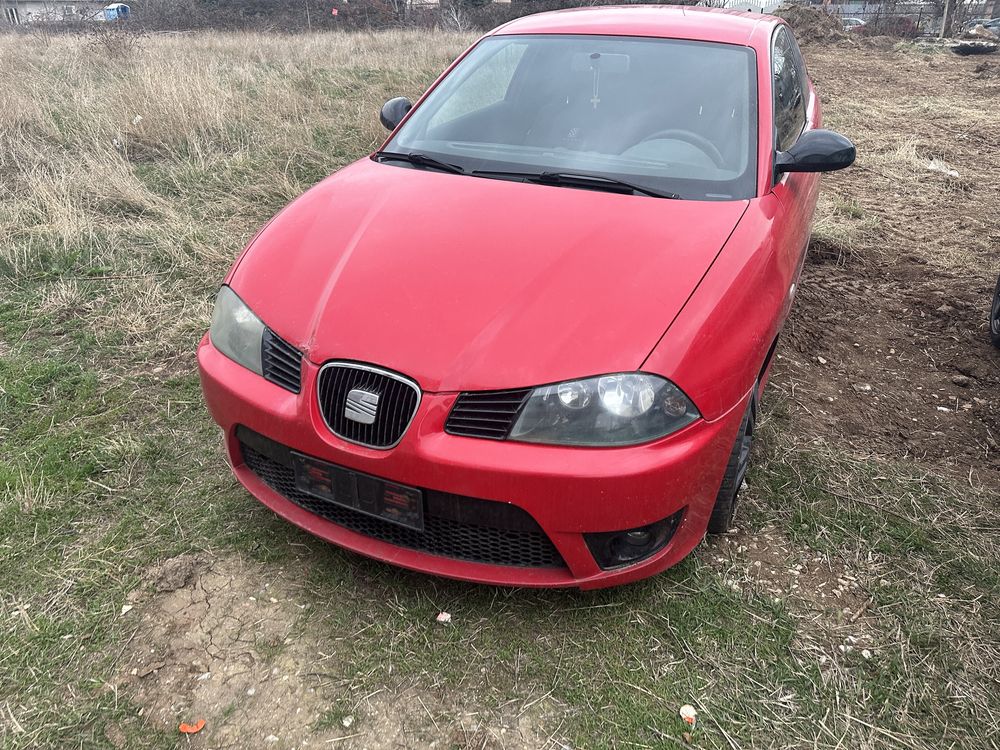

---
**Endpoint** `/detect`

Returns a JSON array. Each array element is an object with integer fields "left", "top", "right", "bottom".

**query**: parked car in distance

[
  {"left": 92, "top": 2, "right": 130, "bottom": 21},
  {"left": 842, "top": 17, "right": 867, "bottom": 31},
  {"left": 198, "top": 7, "right": 855, "bottom": 589},
  {"left": 964, "top": 17, "right": 1000, "bottom": 32}
]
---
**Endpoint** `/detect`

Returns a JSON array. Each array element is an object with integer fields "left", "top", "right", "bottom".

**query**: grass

[{"left": 1, "top": 30, "right": 999, "bottom": 750}]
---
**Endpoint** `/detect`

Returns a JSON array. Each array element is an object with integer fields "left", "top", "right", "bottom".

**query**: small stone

[
  {"left": 342, "top": 715, "right": 355, "bottom": 728},
  {"left": 952, "top": 374, "right": 971, "bottom": 387},
  {"left": 817, "top": 356, "right": 828, "bottom": 365}
]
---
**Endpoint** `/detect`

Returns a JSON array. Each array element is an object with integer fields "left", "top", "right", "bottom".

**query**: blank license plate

[{"left": 291, "top": 452, "right": 424, "bottom": 532}]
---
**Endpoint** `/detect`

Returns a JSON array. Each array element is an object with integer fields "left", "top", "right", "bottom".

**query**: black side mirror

[
  {"left": 775, "top": 129, "right": 856, "bottom": 174},
  {"left": 380, "top": 97, "right": 413, "bottom": 131}
]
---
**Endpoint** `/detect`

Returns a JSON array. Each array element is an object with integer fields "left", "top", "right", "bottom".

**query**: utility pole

[{"left": 939, "top": 0, "right": 951, "bottom": 38}]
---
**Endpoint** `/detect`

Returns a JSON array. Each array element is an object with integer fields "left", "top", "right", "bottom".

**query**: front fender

[{"left": 642, "top": 194, "right": 795, "bottom": 420}]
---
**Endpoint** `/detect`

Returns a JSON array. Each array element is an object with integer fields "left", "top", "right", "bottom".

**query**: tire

[
  {"left": 707, "top": 385, "right": 758, "bottom": 534},
  {"left": 991, "top": 273, "right": 1000, "bottom": 349}
]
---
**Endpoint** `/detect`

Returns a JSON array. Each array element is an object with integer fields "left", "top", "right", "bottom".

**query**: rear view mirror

[
  {"left": 775, "top": 129, "right": 856, "bottom": 174},
  {"left": 380, "top": 97, "right": 413, "bottom": 131},
  {"left": 570, "top": 52, "right": 631, "bottom": 74}
]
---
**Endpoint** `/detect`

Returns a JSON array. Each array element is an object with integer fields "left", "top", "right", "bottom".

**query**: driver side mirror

[
  {"left": 775, "top": 129, "right": 856, "bottom": 174},
  {"left": 380, "top": 97, "right": 413, "bottom": 131}
]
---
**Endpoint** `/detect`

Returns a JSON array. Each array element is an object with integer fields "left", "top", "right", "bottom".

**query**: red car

[{"left": 198, "top": 7, "right": 855, "bottom": 589}]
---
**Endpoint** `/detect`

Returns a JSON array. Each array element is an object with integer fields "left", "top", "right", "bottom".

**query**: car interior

[{"left": 419, "top": 37, "right": 755, "bottom": 181}]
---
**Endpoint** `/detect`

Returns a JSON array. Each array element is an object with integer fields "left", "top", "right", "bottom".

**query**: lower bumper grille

[{"left": 237, "top": 431, "right": 565, "bottom": 569}]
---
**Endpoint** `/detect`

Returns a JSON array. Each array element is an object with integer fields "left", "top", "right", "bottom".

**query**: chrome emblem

[{"left": 344, "top": 388, "right": 379, "bottom": 424}]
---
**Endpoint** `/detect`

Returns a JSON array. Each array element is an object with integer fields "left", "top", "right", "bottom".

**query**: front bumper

[{"left": 197, "top": 335, "right": 747, "bottom": 589}]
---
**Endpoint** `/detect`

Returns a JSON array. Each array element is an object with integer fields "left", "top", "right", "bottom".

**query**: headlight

[
  {"left": 209, "top": 285, "right": 264, "bottom": 375},
  {"left": 509, "top": 373, "right": 699, "bottom": 446}
]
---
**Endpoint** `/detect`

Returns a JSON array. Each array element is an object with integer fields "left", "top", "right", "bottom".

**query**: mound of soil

[
  {"left": 776, "top": 4, "right": 847, "bottom": 44},
  {"left": 974, "top": 61, "right": 1000, "bottom": 78}
]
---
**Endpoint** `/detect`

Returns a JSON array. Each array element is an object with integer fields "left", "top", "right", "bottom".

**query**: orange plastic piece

[{"left": 179, "top": 719, "right": 206, "bottom": 734}]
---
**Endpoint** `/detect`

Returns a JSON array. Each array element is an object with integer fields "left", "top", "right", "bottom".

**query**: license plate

[{"left": 291, "top": 452, "right": 424, "bottom": 532}]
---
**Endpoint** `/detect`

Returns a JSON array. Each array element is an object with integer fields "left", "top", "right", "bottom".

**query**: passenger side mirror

[
  {"left": 380, "top": 97, "right": 413, "bottom": 131},
  {"left": 775, "top": 129, "right": 856, "bottom": 174}
]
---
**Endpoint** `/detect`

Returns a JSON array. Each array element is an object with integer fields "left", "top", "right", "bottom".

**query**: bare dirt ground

[
  {"left": 783, "top": 46, "right": 1000, "bottom": 476},
  {"left": 116, "top": 555, "right": 566, "bottom": 749}
]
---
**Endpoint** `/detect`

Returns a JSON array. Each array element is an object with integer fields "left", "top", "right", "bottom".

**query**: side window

[
  {"left": 772, "top": 26, "right": 806, "bottom": 153},
  {"left": 426, "top": 43, "right": 528, "bottom": 131},
  {"left": 789, "top": 34, "right": 809, "bottom": 116}
]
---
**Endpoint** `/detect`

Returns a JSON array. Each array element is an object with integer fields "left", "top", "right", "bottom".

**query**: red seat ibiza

[{"left": 199, "top": 7, "right": 854, "bottom": 589}]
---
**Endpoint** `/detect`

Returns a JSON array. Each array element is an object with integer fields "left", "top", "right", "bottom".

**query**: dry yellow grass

[
  {"left": 1, "top": 30, "right": 471, "bottom": 357},
  {"left": 0, "top": 30, "right": 469, "bottom": 248}
]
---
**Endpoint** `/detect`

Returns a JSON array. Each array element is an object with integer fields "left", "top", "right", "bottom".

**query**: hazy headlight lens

[
  {"left": 209, "top": 285, "right": 264, "bottom": 375},
  {"left": 557, "top": 381, "right": 591, "bottom": 409},
  {"left": 510, "top": 373, "right": 699, "bottom": 446},
  {"left": 598, "top": 374, "right": 656, "bottom": 417}
]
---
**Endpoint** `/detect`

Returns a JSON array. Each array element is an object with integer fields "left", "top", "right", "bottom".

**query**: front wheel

[
  {"left": 707, "top": 385, "right": 758, "bottom": 534},
  {"left": 990, "top": 273, "right": 1000, "bottom": 349}
]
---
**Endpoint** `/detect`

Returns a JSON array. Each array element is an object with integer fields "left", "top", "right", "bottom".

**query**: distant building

[{"left": 1, "top": 1, "right": 104, "bottom": 24}]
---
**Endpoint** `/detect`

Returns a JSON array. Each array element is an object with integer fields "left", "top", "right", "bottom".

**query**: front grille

[
  {"left": 237, "top": 430, "right": 565, "bottom": 569},
  {"left": 317, "top": 363, "right": 420, "bottom": 449},
  {"left": 445, "top": 388, "right": 532, "bottom": 440},
  {"left": 262, "top": 328, "right": 302, "bottom": 393}
]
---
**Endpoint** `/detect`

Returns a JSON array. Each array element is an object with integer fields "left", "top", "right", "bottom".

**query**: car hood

[{"left": 231, "top": 159, "right": 748, "bottom": 392}]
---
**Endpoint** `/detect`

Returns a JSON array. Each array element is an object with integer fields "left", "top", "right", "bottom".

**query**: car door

[{"left": 770, "top": 25, "right": 821, "bottom": 322}]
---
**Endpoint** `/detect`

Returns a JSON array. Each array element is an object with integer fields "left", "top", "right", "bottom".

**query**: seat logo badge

[{"left": 344, "top": 389, "right": 379, "bottom": 425}]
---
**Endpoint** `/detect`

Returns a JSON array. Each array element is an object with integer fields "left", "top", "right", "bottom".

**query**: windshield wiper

[
  {"left": 375, "top": 151, "right": 464, "bottom": 175},
  {"left": 472, "top": 169, "right": 680, "bottom": 199}
]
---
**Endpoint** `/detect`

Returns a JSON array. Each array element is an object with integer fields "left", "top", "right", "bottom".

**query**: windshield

[{"left": 385, "top": 34, "right": 758, "bottom": 201}]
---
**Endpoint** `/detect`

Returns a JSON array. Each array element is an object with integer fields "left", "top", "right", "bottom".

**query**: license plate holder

[{"left": 291, "top": 452, "right": 424, "bottom": 532}]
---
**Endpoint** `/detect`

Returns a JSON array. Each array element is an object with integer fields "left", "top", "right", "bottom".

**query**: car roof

[{"left": 490, "top": 5, "right": 781, "bottom": 46}]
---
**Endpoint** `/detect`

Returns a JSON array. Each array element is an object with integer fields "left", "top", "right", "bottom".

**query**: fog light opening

[{"left": 585, "top": 509, "right": 685, "bottom": 570}]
